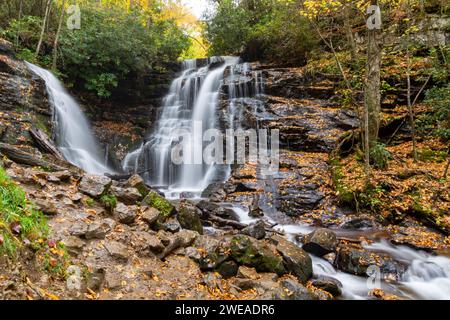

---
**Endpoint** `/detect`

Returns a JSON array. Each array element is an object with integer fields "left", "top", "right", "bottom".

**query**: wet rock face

[
  {"left": 78, "top": 174, "right": 112, "bottom": 198},
  {"left": 230, "top": 235, "right": 286, "bottom": 276},
  {"left": 270, "top": 235, "right": 313, "bottom": 283},
  {"left": 335, "top": 244, "right": 406, "bottom": 280},
  {"left": 0, "top": 43, "right": 52, "bottom": 147},
  {"left": 176, "top": 201, "right": 204, "bottom": 235},
  {"left": 311, "top": 276, "right": 343, "bottom": 297}
]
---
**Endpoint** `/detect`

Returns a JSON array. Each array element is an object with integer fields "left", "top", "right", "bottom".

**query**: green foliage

[
  {"left": 204, "top": 0, "right": 317, "bottom": 64},
  {"left": 419, "top": 84, "right": 450, "bottom": 140},
  {"left": 143, "top": 190, "right": 174, "bottom": 218},
  {"left": 0, "top": 166, "right": 48, "bottom": 258},
  {"left": 59, "top": 5, "right": 190, "bottom": 97},
  {"left": 417, "top": 148, "right": 448, "bottom": 163},
  {"left": 100, "top": 193, "right": 117, "bottom": 212},
  {"left": 370, "top": 142, "right": 391, "bottom": 169}
]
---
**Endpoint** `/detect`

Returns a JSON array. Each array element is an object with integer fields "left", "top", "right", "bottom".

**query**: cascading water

[
  {"left": 124, "top": 57, "right": 239, "bottom": 197},
  {"left": 26, "top": 62, "right": 112, "bottom": 174}
]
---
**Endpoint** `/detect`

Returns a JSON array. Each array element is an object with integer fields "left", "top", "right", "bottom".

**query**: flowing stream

[
  {"left": 122, "top": 57, "right": 450, "bottom": 300},
  {"left": 26, "top": 62, "right": 112, "bottom": 174}
]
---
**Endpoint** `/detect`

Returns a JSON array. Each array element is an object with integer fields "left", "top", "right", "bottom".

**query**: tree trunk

[
  {"left": 52, "top": 0, "right": 66, "bottom": 70},
  {"left": 0, "top": 143, "right": 65, "bottom": 171},
  {"left": 36, "top": 0, "right": 52, "bottom": 56},
  {"left": 364, "top": 0, "right": 382, "bottom": 181},
  {"left": 343, "top": 4, "right": 357, "bottom": 62},
  {"left": 406, "top": 48, "right": 418, "bottom": 161}
]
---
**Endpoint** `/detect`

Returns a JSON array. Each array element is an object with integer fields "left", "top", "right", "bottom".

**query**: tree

[
  {"left": 52, "top": 0, "right": 66, "bottom": 70},
  {"left": 35, "top": 0, "right": 52, "bottom": 55},
  {"left": 363, "top": 0, "right": 382, "bottom": 179}
]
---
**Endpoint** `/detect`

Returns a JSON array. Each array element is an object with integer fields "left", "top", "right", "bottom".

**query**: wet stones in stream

[
  {"left": 302, "top": 228, "right": 338, "bottom": 257},
  {"left": 335, "top": 243, "right": 406, "bottom": 280}
]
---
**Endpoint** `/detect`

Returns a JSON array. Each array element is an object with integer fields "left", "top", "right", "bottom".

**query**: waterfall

[
  {"left": 125, "top": 57, "right": 240, "bottom": 197},
  {"left": 26, "top": 62, "right": 112, "bottom": 174}
]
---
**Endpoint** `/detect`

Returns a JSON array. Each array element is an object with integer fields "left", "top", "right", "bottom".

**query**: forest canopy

[{"left": 0, "top": 0, "right": 200, "bottom": 97}]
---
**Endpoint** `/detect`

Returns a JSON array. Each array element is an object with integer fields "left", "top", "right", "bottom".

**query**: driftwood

[
  {"left": 29, "top": 128, "right": 64, "bottom": 160},
  {"left": 0, "top": 142, "right": 64, "bottom": 171}
]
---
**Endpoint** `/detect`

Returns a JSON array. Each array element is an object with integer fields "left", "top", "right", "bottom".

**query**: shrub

[{"left": 370, "top": 142, "right": 391, "bottom": 169}]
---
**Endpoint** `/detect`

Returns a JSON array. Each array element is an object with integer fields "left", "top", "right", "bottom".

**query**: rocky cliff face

[{"left": 0, "top": 39, "right": 53, "bottom": 151}]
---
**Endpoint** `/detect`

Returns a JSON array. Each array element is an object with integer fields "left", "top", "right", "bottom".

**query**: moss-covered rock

[
  {"left": 230, "top": 235, "right": 286, "bottom": 276},
  {"left": 177, "top": 201, "right": 203, "bottom": 234},
  {"left": 142, "top": 191, "right": 175, "bottom": 225}
]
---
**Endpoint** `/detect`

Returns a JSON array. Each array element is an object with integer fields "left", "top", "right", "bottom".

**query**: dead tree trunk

[
  {"left": 29, "top": 128, "right": 64, "bottom": 160},
  {"left": 0, "top": 142, "right": 65, "bottom": 171}
]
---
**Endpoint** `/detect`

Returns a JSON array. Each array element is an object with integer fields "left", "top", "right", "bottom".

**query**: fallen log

[
  {"left": 0, "top": 142, "right": 65, "bottom": 171},
  {"left": 29, "top": 127, "right": 64, "bottom": 160},
  {"left": 204, "top": 213, "right": 246, "bottom": 230}
]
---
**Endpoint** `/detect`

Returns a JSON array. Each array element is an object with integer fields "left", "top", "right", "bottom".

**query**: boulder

[
  {"left": 302, "top": 228, "right": 338, "bottom": 256},
  {"left": 277, "top": 279, "right": 320, "bottom": 300},
  {"left": 114, "top": 203, "right": 137, "bottom": 225},
  {"left": 132, "top": 231, "right": 165, "bottom": 254},
  {"left": 177, "top": 230, "right": 198, "bottom": 247},
  {"left": 161, "top": 218, "right": 181, "bottom": 233},
  {"left": 230, "top": 235, "right": 286, "bottom": 276},
  {"left": 33, "top": 198, "right": 58, "bottom": 215},
  {"left": 311, "top": 276, "right": 343, "bottom": 297},
  {"left": 216, "top": 260, "right": 239, "bottom": 278},
  {"left": 104, "top": 241, "right": 129, "bottom": 261},
  {"left": 141, "top": 207, "right": 160, "bottom": 226},
  {"left": 85, "top": 219, "right": 114, "bottom": 239},
  {"left": 142, "top": 191, "right": 175, "bottom": 224},
  {"left": 236, "top": 266, "right": 259, "bottom": 280},
  {"left": 110, "top": 186, "right": 142, "bottom": 205},
  {"left": 335, "top": 244, "right": 406, "bottom": 279},
  {"left": 241, "top": 220, "right": 266, "bottom": 239},
  {"left": 78, "top": 174, "right": 112, "bottom": 198},
  {"left": 270, "top": 234, "right": 312, "bottom": 283},
  {"left": 177, "top": 201, "right": 203, "bottom": 234},
  {"left": 126, "top": 174, "right": 149, "bottom": 196}
]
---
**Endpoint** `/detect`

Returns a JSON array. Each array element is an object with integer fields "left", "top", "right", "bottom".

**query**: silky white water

[
  {"left": 230, "top": 204, "right": 450, "bottom": 300},
  {"left": 26, "top": 62, "right": 112, "bottom": 174},
  {"left": 124, "top": 57, "right": 240, "bottom": 197}
]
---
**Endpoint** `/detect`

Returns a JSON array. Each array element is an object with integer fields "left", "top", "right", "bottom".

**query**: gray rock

[
  {"left": 79, "top": 174, "right": 112, "bottom": 198},
  {"left": 177, "top": 230, "right": 198, "bottom": 247},
  {"left": 114, "top": 203, "right": 137, "bottom": 225},
  {"left": 335, "top": 244, "right": 406, "bottom": 279},
  {"left": 132, "top": 231, "right": 165, "bottom": 254},
  {"left": 277, "top": 279, "right": 319, "bottom": 300},
  {"left": 33, "top": 198, "right": 58, "bottom": 215},
  {"left": 104, "top": 241, "right": 129, "bottom": 261},
  {"left": 270, "top": 234, "right": 312, "bottom": 282},
  {"left": 85, "top": 219, "right": 114, "bottom": 239},
  {"left": 311, "top": 276, "right": 343, "bottom": 297},
  {"left": 125, "top": 174, "right": 148, "bottom": 196},
  {"left": 230, "top": 235, "right": 286, "bottom": 275},
  {"left": 162, "top": 218, "right": 181, "bottom": 233},
  {"left": 241, "top": 220, "right": 266, "bottom": 239},
  {"left": 141, "top": 207, "right": 160, "bottom": 226},
  {"left": 185, "top": 246, "right": 202, "bottom": 261},
  {"left": 302, "top": 228, "right": 338, "bottom": 256},
  {"left": 69, "top": 221, "right": 89, "bottom": 237},
  {"left": 110, "top": 186, "right": 142, "bottom": 205},
  {"left": 216, "top": 260, "right": 239, "bottom": 278},
  {"left": 104, "top": 270, "right": 122, "bottom": 289},
  {"left": 63, "top": 236, "right": 85, "bottom": 254}
]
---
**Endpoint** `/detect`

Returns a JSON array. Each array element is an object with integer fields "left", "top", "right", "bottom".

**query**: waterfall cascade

[
  {"left": 124, "top": 57, "right": 264, "bottom": 197},
  {"left": 26, "top": 62, "right": 112, "bottom": 174}
]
